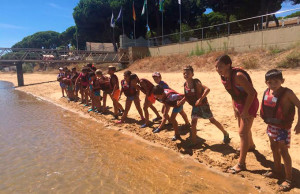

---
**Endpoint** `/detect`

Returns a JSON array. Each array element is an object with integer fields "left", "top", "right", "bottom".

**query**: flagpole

[
  {"left": 146, "top": 0, "right": 149, "bottom": 47},
  {"left": 162, "top": 11, "right": 164, "bottom": 45},
  {"left": 134, "top": 20, "right": 136, "bottom": 46},
  {"left": 122, "top": 9, "right": 124, "bottom": 35},
  {"left": 179, "top": 2, "right": 182, "bottom": 43}
]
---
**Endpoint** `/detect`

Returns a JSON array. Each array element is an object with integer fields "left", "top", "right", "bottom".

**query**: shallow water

[{"left": 0, "top": 81, "right": 255, "bottom": 193}]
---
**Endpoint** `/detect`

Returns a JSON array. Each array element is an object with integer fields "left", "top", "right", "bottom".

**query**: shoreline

[{"left": 1, "top": 71, "right": 300, "bottom": 193}]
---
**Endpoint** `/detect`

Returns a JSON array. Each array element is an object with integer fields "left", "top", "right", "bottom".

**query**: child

[
  {"left": 152, "top": 72, "right": 170, "bottom": 89},
  {"left": 152, "top": 72, "right": 190, "bottom": 133},
  {"left": 88, "top": 72, "right": 97, "bottom": 112},
  {"left": 75, "top": 67, "right": 90, "bottom": 105},
  {"left": 107, "top": 66, "right": 124, "bottom": 119},
  {"left": 116, "top": 71, "right": 144, "bottom": 123},
  {"left": 215, "top": 55, "right": 259, "bottom": 174},
  {"left": 90, "top": 71, "right": 102, "bottom": 113},
  {"left": 177, "top": 65, "right": 230, "bottom": 146},
  {"left": 71, "top": 67, "right": 80, "bottom": 100},
  {"left": 260, "top": 69, "right": 300, "bottom": 191},
  {"left": 63, "top": 69, "right": 75, "bottom": 101},
  {"left": 57, "top": 67, "right": 66, "bottom": 97},
  {"left": 96, "top": 70, "right": 110, "bottom": 113},
  {"left": 136, "top": 77, "right": 161, "bottom": 128},
  {"left": 153, "top": 85, "right": 189, "bottom": 141}
]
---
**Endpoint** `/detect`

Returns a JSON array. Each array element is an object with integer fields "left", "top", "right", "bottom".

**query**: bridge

[{"left": 0, "top": 48, "right": 129, "bottom": 86}]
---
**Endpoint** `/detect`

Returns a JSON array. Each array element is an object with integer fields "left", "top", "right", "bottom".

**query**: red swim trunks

[{"left": 234, "top": 97, "right": 259, "bottom": 117}]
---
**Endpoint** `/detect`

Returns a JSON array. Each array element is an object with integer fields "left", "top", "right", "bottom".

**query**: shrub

[
  {"left": 241, "top": 57, "right": 259, "bottom": 69},
  {"left": 189, "top": 44, "right": 205, "bottom": 56},
  {"left": 269, "top": 47, "right": 283, "bottom": 55},
  {"left": 22, "top": 63, "right": 34, "bottom": 73},
  {"left": 277, "top": 51, "right": 300, "bottom": 68}
]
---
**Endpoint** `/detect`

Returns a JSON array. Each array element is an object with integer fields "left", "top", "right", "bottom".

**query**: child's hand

[
  {"left": 195, "top": 99, "right": 202, "bottom": 106},
  {"left": 295, "top": 124, "right": 300, "bottom": 134},
  {"left": 177, "top": 100, "right": 183, "bottom": 107}
]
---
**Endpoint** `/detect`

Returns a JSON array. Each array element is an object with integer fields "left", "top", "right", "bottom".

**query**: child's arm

[
  {"left": 195, "top": 82, "right": 210, "bottom": 106},
  {"left": 287, "top": 90, "right": 300, "bottom": 134},
  {"left": 177, "top": 97, "right": 186, "bottom": 107},
  {"left": 235, "top": 72, "right": 257, "bottom": 119}
]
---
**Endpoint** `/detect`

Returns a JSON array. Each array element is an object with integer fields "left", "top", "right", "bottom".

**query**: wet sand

[{"left": 1, "top": 70, "right": 300, "bottom": 193}]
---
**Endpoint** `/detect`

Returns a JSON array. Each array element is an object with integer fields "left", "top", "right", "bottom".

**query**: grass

[
  {"left": 241, "top": 57, "right": 259, "bottom": 69},
  {"left": 268, "top": 47, "right": 284, "bottom": 55},
  {"left": 189, "top": 44, "right": 205, "bottom": 56},
  {"left": 277, "top": 51, "right": 300, "bottom": 68}
]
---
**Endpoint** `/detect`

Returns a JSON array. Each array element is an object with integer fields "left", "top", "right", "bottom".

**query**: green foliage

[
  {"left": 241, "top": 57, "right": 259, "bottom": 69},
  {"left": 60, "top": 26, "right": 77, "bottom": 47},
  {"left": 269, "top": 47, "right": 284, "bottom": 55},
  {"left": 22, "top": 63, "right": 35, "bottom": 73},
  {"left": 277, "top": 51, "right": 300, "bottom": 68},
  {"left": 284, "top": 11, "right": 300, "bottom": 19},
  {"left": 12, "top": 31, "right": 61, "bottom": 49},
  {"left": 189, "top": 44, "right": 205, "bottom": 56}
]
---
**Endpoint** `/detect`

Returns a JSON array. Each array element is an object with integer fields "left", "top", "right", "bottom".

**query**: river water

[{"left": 0, "top": 81, "right": 255, "bottom": 193}]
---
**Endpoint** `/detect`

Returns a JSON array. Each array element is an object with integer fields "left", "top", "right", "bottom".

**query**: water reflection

[{"left": 0, "top": 81, "right": 254, "bottom": 193}]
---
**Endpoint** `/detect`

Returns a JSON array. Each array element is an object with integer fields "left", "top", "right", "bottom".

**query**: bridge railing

[{"left": 0, "top": 48, "right": 129, "bottom": 64}]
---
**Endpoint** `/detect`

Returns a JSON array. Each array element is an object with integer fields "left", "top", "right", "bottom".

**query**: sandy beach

[{"left": 1, "top": 69, "right": 300, "bottom": 193}]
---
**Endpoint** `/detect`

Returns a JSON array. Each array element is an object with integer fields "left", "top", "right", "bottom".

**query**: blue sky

[{"left": 0, "top": 0, "right": 299, "bottom": 48}]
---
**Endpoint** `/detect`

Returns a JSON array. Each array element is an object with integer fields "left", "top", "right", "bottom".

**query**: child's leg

[
  {"left": 121, "top": 99, "right": 133, "bottom": 122},
  {"left": 170, "top": 111, "right": 179, "bottom": 136},
  {"left": 133, "top": 97, "right": 144, "bottom": 120},
  {"left": 61, "top": 87, "right": 65, "bottom": 97},
  {"left": 238, "top": 116, "right": 254, "bottom": 165},
  {"left": 85, "top": 89, "right": 89, "bottom": 105},
  {"left": 191, "top": 117, "right": 198, "bottom": 144},
  {"left": 149, "top": 103, "right": 160, "bottom": 118},
  {"left": 269, "top": 137, "right": 282, "bottom": 174},
  {"left": 278, "top": 141, "right": 292, "bottom": 181},
  {"left": 102, "top": 92, "right": 107, "bottom": 112},
  {"left": 179, "top": 110, "right": 190, "bottom": 125},
  {"left": 209, "top": 117, "right": 227, "bottom": 135},
  {"left": 91, "top": 92, "right": 95, "bottom": 109},
  {"left": 95, "top": 96, "right": 101, "bottom": 111},
  {"left": 143, "top": 98, "right": 150, "bottom": 125}
]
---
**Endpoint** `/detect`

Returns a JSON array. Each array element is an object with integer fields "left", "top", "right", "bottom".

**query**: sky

[{"left": 0, "top": 0, "right": 299, "bottom": 48}]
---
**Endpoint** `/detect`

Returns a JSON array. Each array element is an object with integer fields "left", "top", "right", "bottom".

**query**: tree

[
  {"left": 59, "top": 26, "right": 77, "bottom": 48},
  {"left": 12, "top": 31, "right": 61, "bottom": 49}
]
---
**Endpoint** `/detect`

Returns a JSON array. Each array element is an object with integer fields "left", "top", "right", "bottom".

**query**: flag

[
  {"left": 133, "top": 1, "right": 136, "bottom": 21},
  {"left": 141, "top": 0, "right": 147, "bottom": 15},
  {"left": 110, "top": 12, "right": 115, "bottom": 28},
  {"left": 116, "top": 7, "right": 122, "bottom": 22},
  {"left": 178, "top": 0, "right": 181, "bottom": 4},
  {"left": 146, "top": 24, "right": 150, "bottom": 32},
  {"left": 159, "top": 0, "right": 164, "bottom": 12}
]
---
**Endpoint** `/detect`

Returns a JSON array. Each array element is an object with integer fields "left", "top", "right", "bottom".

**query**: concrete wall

[{"left": 149, "top": 25, "right": 300, "bottom": 56}]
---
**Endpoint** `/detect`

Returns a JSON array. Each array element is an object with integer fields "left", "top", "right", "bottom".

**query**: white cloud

[
  {"left": 0, "top": 23, "right": 24, "bottom": 29},
  {"left": 48, "top": 3, "right": 63, "bottom": 9}
]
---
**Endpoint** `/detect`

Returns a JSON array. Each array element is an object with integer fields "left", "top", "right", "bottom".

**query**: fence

[{"left": 148, "top": 7, "right": 300, "bottom": 47}]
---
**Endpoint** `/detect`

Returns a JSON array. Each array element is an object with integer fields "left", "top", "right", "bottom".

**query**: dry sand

[{"left": 1, "top": 69, "right": 300, "bottom": 193}]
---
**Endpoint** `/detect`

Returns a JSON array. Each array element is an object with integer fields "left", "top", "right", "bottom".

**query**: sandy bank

[{"left": 1, "top": 70, "right": 300, "bottom": 193}]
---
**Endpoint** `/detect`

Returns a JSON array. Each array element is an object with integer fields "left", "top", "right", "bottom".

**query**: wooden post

[{"left": 16, "top": 62, "right": 24, "bottom": 86}]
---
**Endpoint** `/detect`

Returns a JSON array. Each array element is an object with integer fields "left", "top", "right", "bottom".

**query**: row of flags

[{"left": 110, "top": 0, "right": 182, "bottom": 31}]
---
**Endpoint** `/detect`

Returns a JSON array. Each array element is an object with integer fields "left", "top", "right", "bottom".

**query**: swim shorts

[
  {"left": 267, "top": 124, "right": 291, "bottom": 148},
  {"left": 94, "top": 91, "right": 100, "bottom": 96},
  {"left": 112, "top": 89, "right": 121, "bottom": 101},
  {"left": 172, "top": 105, "right": 183, "bottom": 113},
  {"left": 234, "top": 98, "right": 259, "bottom": 118},
  {"left": 60, "top": 82, "right": 66, "bottom": 88},
  {"left": 147, "top": 93, "right": 156, "bottom": 104},
  {"left": 191, "top": 104, "right": 213, "bottom": 119},
  {"left": 127, "top": 96, "right": 135, "bottom": 101}
]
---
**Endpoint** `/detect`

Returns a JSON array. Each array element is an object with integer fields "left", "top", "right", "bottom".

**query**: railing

[
  {"left": 148, "top": 7, "right": 300, "bottom": 47},
  {"left": 0, "top": 48, "right": 129, "bottom": 64}
]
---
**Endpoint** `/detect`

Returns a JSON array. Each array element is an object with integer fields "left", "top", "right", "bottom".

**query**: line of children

[{"left": 57, "top": 58, "right": 300, "bottom": 192}]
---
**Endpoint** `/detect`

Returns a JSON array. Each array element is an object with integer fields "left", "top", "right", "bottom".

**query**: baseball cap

[{"left": 152, "top": 72, "right": 161, "bottom": 77}]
